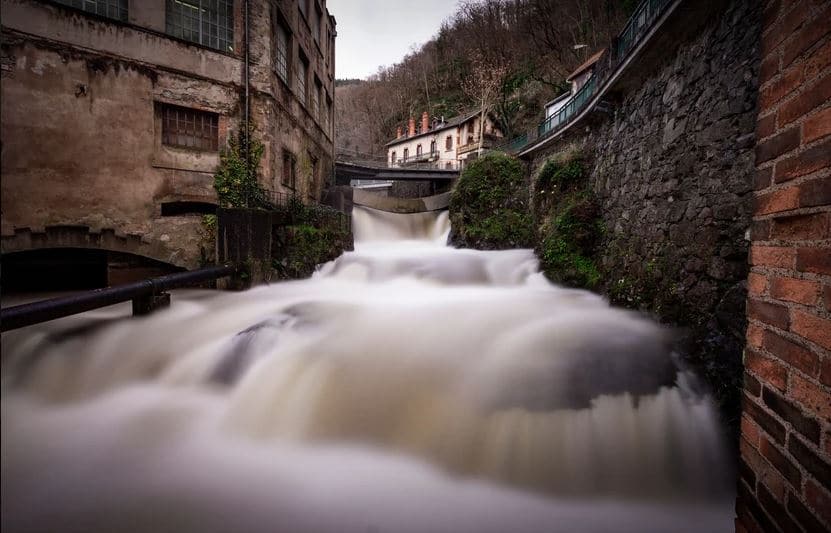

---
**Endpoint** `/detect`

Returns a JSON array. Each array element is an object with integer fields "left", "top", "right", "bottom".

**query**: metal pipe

[
  {"left": 0, "top": 265, "right": 237, "bottom": 332},
  {"left": 243, "top": 0, "right": 251, "bottom": 207}
]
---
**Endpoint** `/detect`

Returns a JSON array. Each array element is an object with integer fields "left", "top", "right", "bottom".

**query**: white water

[{"left": 1, "top": 206, "right": 734, "bottom": 532}]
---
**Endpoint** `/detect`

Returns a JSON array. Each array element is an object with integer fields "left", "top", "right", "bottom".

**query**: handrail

[
  {"left": 0, "top": 265, "right": 237, "bottom": 332},
  {"left": 499, "top": 0, "right": 674, "bottom": 155}
]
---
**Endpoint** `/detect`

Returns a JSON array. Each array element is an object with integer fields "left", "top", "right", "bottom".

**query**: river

[{"left": 1, "top": 206, "right": 734, "bottom": 532}]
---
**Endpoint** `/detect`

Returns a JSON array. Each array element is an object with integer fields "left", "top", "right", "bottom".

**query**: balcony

[{"left": 457, "top": 134, "right": 501, "bottom": 156}]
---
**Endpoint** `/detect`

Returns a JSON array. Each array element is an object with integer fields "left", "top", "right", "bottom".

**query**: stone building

[
  {"left": 1, "top": 0, "right": 336, "bottom": 286},
  {"left": 386, "top": 110, "right": 503, "bottom": 171}
]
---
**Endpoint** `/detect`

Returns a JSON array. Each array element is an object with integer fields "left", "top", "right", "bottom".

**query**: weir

[{"left": 1, "top": 207, "right": 734, "bottom": 533}]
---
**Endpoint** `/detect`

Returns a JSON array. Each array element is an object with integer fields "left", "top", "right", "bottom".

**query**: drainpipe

[{"left": 244, "top": 0, "right": 251, "bottom": 207}]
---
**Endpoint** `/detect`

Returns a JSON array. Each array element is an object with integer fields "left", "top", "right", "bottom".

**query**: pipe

[
  {"left": 244, "top": 0, "right": 251, "bottom": 206},
  {"left": 0, "top": 265, "right": 237, "bottom": 332}
]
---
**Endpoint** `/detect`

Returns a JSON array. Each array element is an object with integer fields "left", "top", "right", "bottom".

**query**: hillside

[{"left": 334, "top": 0, "right": 633, "bottom": 155}]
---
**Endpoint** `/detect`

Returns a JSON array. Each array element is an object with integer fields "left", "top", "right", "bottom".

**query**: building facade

[
  {"left": 1, "top": 0, "right": 335, "bottom": 279},
  {"left": 386, "top": 111, "right": 503, "bottom": 171}
]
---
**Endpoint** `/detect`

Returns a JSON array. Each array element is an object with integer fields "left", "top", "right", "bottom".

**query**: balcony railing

[{"left": 497, "top": 0, "right": 674, "bottom": 155}]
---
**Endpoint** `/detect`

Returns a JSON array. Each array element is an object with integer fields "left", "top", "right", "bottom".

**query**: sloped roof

[
  {"left": 566, "top": 49, "right": 605, "bottom": 82},
  {"left": 385, "top": 110, "right": 480, "bottom": 147}
]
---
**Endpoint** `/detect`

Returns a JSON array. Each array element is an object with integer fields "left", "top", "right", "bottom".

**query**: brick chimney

[
  {"left": 396, "top": 126, "right": 402, "bottom": 139},
  {"left": 408, "top": 117, "right": 416, "bottom": 136},
  {"left": 421, "top": 111, "right": 429, "bottom": 133}
]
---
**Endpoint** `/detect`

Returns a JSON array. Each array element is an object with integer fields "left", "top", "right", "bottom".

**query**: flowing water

[{"left": 1, "top": 206, "right": 734, "bottom": 532}]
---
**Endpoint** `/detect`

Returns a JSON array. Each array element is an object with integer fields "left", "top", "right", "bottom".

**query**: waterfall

[{"left": 1, "top": 206, "right": 734, "bottom": 533}]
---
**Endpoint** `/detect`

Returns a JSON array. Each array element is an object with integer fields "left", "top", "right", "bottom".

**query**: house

[
  {"left": 1, "top": 0, "right": 336, "bottom": 282},
  {"left": 386, "top": 110, "right": 503, "bottom": 170},
  {"left": 567, "top": 49, "right": 605, "bottom": 94}
]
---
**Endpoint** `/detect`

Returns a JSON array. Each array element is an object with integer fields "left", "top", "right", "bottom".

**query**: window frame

[
  {"left": 445, "top": 135, "right": 453, "bottom": 151},
  {"left": 274, "top": 16, "right": 291, "bottom": 85},
  {"left": 297, "top": 51, "right": 309, "bottom": 106},
  {"left": 160, "top": 103, "right": 220, "bottom": 152},
  {"left": 165, "top": 0, "right": 235, "bottom": 53},
  {"left": 54, "top": 0, "right": 127, "bottom": 21},
  {"left": 281, "top": 149, "right": 297, "bottom": 190}
]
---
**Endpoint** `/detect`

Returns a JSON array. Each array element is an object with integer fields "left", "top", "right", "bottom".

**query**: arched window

[
  {"left": 416, "top": 144, "right": 422, "bottom": 156},
  {"left": 403, "top": 148, "right": 409, "bottom": 161},
  {"left": 445, "top": 136, "right": 453, "bottom": 150}
]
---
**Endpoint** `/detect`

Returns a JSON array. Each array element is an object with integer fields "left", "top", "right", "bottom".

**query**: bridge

[{"left": 334, "top": 160, "right": 459, "bottom": 186}]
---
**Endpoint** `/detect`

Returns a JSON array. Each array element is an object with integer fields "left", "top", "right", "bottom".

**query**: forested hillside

[{"left": 335, "top": 0, "right": 635, "bottom": 157}]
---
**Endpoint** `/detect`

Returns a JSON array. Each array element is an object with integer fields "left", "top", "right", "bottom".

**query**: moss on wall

[
  {"left": 532, "top": 152, "right": 603, "bottom": 289},
  {"left": 449, "top": 152, "right": 534, "bottom": 249},
  {"left": 271, "top": 197, "right": 353, "bottom": 280}
]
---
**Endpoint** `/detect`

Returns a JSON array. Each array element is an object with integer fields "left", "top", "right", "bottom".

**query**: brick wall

[{"left": 737, "top": 1, "right": 830, "bottom": 532}]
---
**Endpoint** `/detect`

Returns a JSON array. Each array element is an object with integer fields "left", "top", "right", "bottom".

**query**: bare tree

[{"left": 461, "top": 51, "right": 508, "bottom": 155}]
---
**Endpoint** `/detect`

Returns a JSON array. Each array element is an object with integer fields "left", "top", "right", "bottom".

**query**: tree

[{"left": 461, "top": 51, "right": 508, "bottom": 155}]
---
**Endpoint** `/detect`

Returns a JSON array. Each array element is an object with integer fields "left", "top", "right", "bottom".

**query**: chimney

[
  {"left": 408, "top": 117, "right": 416, "bottom": 136},
  {"left": 396, "top": 126, "right": 402, "bottom": 139},
  {"left": 421, "top": 111, "right": 429, "bottom": 133}
]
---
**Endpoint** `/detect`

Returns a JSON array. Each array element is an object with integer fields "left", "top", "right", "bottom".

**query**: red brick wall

[{"left": 737, "top": 1, "right": 831, "bottom": 532}]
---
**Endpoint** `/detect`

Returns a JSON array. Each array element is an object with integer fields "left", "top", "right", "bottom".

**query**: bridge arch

[{"left": 1, "top": 224, "right": 202, "bottom": 273}]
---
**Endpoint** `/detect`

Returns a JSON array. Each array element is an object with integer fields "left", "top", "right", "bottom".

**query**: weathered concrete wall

[
  {"left": 526, "top": 0, "right": 762, "bottom": 423},
  {"left": 1, "top": 0, "right": 335, "bottom": 271},
  {"left": 737, "top": 0, "right": 831, "bottom": 531}
]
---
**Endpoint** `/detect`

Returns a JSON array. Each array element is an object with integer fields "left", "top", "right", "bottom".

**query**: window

[
  {"left": 403, "top": 148, "right": 409, "bottom": 161},
  {"left": 445, "top": 135, "right": 453, "bottom": 150},
  {"left": 297, "top": 52, "right": 309, "bottom": 104},
  {"left": 282, "top": 150, "right": 297, "bottom": 189},
  {"left": 298, "top": 0, "right": 307, "bottom": 19},
  {"left": 311, "top": 4, "right": 321, "bottom": 45},
  {"left": 323, "top": 93, "right": 332, "bottom": 132},
  {"left": 161, "top": 104, "right": 219, "bottom": 151},
  {"left": 416, "top": 144, "right": 422, "bottom": 157},
  {"left": 55, "top": 0, "right": 127, "bottom": 21},
  {"left": 430, "top": 140, "right": 436, "bottom": 154},
  {"left": 275, "top": 20, "right": 290, "bottom": 83},
  {"left": 312, "top": 77, "right": 322, "bottom": 119},
  {"left": 391, "top": 151, "right": 396, "bottom": 164},
  {"left": 308, "top": 153, "right": 319, "bottom": 199},
  {"left": 166, "top": 0, "right": 234, "bottom": 53}
]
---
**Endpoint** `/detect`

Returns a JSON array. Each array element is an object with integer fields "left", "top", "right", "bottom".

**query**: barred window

[
  {"left": 282, "top": 150, "right": 296, "bottom": 189},
  {"left": 161, "top": 104, "right": 219, "bottom": 151},
  {"left": 166, "top": 0, "right": 234, "bottom": 53},
  {"left": 55, "top": 0, "right": 127, "bottom": 21},
  {"left": 297, "top": 53, "right": 308, "bottom": 105},
  {"left": 275, "top": 21, "right": 290, "bottom": 83}
]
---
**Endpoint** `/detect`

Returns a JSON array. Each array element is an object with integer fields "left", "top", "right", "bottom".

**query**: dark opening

[
  {"left": 160, "top": 201, "right": 217, "bottom": 216},
  {"left": 2, "top": 248, "right": 109, "bottom": 293},
  {"left": 1, "top": 249, "right": 182, "bottom": 294}
]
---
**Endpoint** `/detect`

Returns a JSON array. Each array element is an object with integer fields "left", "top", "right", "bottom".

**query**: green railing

[{"left": 520, "top": 0, "right": 674, "bottom": 151}]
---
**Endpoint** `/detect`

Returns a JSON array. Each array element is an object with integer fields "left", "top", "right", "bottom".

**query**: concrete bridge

[
  {"left": 334, "top": 161, "right": 458, "bottom": 186},
  {"left": 323, "top": 186, "right": 451, "bottom": 215}
]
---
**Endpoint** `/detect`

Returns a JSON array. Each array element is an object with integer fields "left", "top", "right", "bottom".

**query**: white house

[{"left": 386, "top": 111, "right": 503, "bottom": 170}]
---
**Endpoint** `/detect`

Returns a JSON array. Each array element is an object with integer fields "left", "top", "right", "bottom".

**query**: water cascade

[{"left": 1, "top": 206, "right": 734, "bottom": 532}]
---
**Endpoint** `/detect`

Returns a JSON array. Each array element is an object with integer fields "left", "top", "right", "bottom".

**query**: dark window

[
  {"left": 282, "top": 150, "right": 296, "bottom": 189},
  {"left": 298, "top": 0, "right": 307, "bottom": 19},
  {"left": 430, "top": 140, "right": 436, "bottom": 154},
  {"left": 161, "top": 104, "right": 219, "bottom": 151},
  {"left": 323, "top": 93, "right": 332, "bottom": 132},
  {"left": 311, "top": 3, "right": 321, "bottom": 44},
  {"left": 166, "top": 0, "right": 234, "bottom": 53},
  {"left": 161, "top": 201, "right": 217, "bottom": 216},
  {"left": 55, "top": 0, "right": 127, "bottom": 21},
  {"left": 391, "top": 151, "right": 396, "bottom": 164},
  {"left": 403, "top": 148, "right": 409, "bottom": 161},
  {"left": 297, "top": 52, "right": 309, "bottom": 104},
  {"left": 416, "top": 144, "right": 422, "bottom": 156},
  {"left": 312, "top": 77, "right": 322, "bottom": 119},
  {"left": 445, "top": 136, "right": 453, "bottom": 150},
  {"left": 308, "top": 153, "right": 319, "bottom": 199},
  {"left": 275, "top": 20, "right": 290, "bottom": 83}
]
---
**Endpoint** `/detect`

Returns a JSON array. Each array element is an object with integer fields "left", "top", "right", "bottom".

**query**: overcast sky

[{"left": 327, "top": 0, "right": 461, "bottom": 80}]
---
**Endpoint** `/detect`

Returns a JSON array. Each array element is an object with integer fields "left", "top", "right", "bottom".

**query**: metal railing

[
  {"left": 500, "top": 0, "right": 674, "bottom": 154},
  {"left": 264, "top": 189, "right": 351, "bottom": 232},
  {"left": 0, "top": 265, "right": 237, "bottom": 332}
]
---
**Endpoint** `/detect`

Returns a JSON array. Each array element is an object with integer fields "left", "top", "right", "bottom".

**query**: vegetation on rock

[
  {"left": 449, "top": 152, "right": 534, "bottom": 249},
  {"left": 532, "top": 152, "right": 603, "bottom": 289}
]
